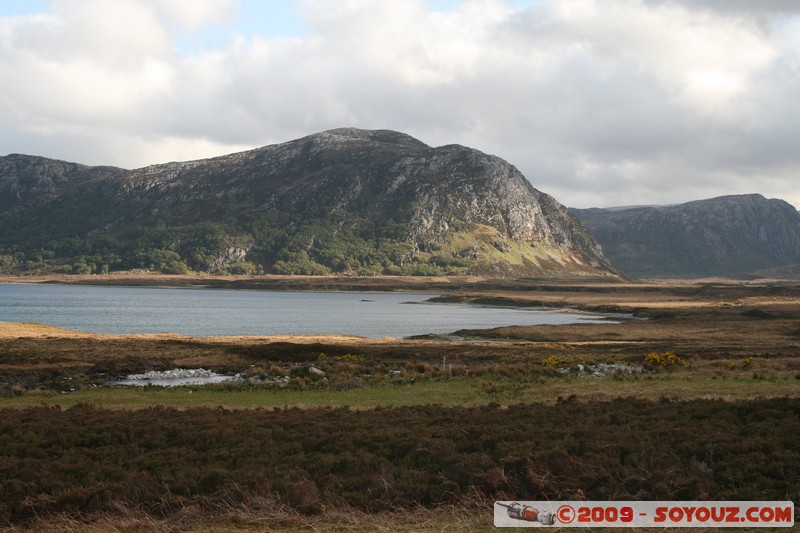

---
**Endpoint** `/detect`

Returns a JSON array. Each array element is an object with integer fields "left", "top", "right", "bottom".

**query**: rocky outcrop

[
  {"left": 0, "top": 154, "right": 124, "bottom": 212},
  {"left": 204, "top": 245, "right": 253, "bottom": 273},
  {"left": 1, "top": 128, "right": 619, "bottom": 278},
  {"left": 571, "top": 194, "right": 800, "bottom": 277}
]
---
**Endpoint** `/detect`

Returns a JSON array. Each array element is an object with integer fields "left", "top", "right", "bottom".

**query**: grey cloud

[
  {"left": 645, "top": 0, "right": 800, "bottom": 16},
  {"left": 1, "top": 0, "right": 799, "bottom": 210}
]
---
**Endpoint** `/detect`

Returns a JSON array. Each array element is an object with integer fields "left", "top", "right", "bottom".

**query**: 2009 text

[{"left": 494, "top": 501, "right": 795, "bottom": 528}]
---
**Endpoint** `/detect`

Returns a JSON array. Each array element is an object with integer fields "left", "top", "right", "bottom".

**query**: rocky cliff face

[
  {"left": 572, "top": 194, "right": 800, "bottom": 277},
  {"left": 0, "top": 154, "right": 124, "bottom": 212},
  {"left": 1, "top": 128, "right": 618, "bottom": 278}
]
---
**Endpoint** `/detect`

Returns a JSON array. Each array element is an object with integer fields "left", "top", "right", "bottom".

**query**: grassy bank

[{"left": 2, "top": 374, "right": 799, "bottom": 411}]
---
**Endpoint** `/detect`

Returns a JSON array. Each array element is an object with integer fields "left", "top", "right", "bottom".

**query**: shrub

[
  {"left": 644, "top": 351, "right": 685, "bottom": 370},
  {"left": 727, "top": 357, "right": 753, "bottom": 371},
  {"left": 318, "top": 353, "right": 364, "bottom": 363},
  {"left": 0, "top": 254, "right": 15, "bottom": 270},
  {"left": 272, "top": 252, "right": 332, "bottom": 275},
  {"left": 72, "top": 261, "right": 93, "bottom": 274},
  {"left": 162, "top": 260, "right": 190, "bottom": 275},
  {"left": 541, "top": 355, "right": 586, "bottom": 370},
  {"left": 542, "top": 355, "right": 563, "bottom": 368},
  {"left": 222, "top": 261, "right": 258, "bottom": 275}
]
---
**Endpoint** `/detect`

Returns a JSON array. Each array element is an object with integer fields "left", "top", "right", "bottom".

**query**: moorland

[{"left": 0, "top": 274, "right": 798, "bottom": 531}]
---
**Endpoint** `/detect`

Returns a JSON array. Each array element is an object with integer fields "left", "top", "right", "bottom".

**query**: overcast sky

[{"left": 1, "top": 0, "right": 799, "bottom": 209}]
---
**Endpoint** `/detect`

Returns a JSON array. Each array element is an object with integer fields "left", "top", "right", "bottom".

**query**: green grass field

[{"left": 4, "top": 373, "right": 797, "bottom": 410}]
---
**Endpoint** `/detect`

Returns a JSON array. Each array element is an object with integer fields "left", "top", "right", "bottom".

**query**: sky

[{"left": 1, "top": 0, "right": 799, "bottom": 209}]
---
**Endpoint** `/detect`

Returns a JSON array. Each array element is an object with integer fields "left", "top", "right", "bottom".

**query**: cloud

[
  {"left": 152, "top": 0, "right": 237, "bottom": 30},
  {"left": 0, "top": 0, "right": 798, "bottom": 209},
  {"left": 644, "top": 0, "right": 800, "bottom": 17}
]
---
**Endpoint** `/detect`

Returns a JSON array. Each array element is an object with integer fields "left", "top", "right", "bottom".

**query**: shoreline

[
  {"left": 3, "top": 272, "right": 796, "bottom": 293},
  {"left": 3, "top": 279, "right": 799, "bottom": 397},
  {"left": 4, "top": 272, "right": 798, "bottom": 324},
  {"left": 0, "top": 272, "right": 478, "bottom": 290}
]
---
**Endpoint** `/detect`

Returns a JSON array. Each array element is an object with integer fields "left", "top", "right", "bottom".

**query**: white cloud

[
  {"left": 0, "top": 0, "right": 798, "bottom": 209},
  {"left": 152, "top": 0, "right": 237, "bottom": 31},
  {"left": 42, "top": 0, "right": 172, "bottom": 63}
]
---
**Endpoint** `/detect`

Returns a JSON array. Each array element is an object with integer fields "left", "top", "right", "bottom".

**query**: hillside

[
  {"left": 571, "top": 194, "right": 800, "bottom": 277},
  {"left": 0, "top": 128, "right": 619, "bottom": 278}
]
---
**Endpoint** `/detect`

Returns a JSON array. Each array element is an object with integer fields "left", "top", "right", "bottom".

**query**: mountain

[
  {"left": 571, "top": 194, "right": 800, "bottom": 277},
  {"left": 0, "top": 128, "right": 619, "bottom": 278}
]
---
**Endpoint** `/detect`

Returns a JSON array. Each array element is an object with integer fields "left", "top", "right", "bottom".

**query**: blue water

[{"left": 0, "top": 283, "right": 612, "bottom": 338}]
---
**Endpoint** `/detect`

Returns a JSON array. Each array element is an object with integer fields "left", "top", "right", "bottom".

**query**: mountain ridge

[
  {"left": 0, "top": 128, "right": 620, "bottom": 279},
  {"left": 571, "top": 194, "right": 800, "bottom": 277}
]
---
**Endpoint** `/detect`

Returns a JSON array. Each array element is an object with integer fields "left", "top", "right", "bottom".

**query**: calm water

[{"left": 0, "top": 283, "right": 613, "bottom": 338}]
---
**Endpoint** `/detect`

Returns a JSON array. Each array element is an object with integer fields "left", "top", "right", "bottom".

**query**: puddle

[
  {"left": 113, "top": 368, "right": 239, "bottom": 387},
  {"left": 559, "top": 363, "right": 643, "bottom": 377}
]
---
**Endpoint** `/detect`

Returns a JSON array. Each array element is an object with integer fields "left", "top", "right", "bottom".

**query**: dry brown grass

[{"left": 4, "top": 498, "right": 493, "bottom": 532}]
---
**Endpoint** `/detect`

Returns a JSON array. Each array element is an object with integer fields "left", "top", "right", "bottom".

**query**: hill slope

[
  {"left": 571, "top": 194, "right": 800, "bottom": 277},
  {"left": 0, "top": 128, "right": 619, "bottom": 278}
]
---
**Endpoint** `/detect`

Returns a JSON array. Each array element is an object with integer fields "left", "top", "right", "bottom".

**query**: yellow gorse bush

[
  {"left": 542, "top": 355, "right": 563, "bottom": 368},
  {"left": 542, "top": 355, "right": 587, "bottom": 369},
  {"left": 644, "top": 351, "right": 685, "bottom": 369},
  {"left": 318, "top": 353, "right": 365, "bottom": 362},
  {"left": 726, "top": 357, "right": 754, "bottom": 370}
]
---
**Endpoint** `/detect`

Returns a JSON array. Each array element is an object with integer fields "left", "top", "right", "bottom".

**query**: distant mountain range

[
  {"left": 571, "top": 194, "right": 800, "bottom": 277},
  {"left": 0, "top": 128, "right": 619, "bottom": 278}
]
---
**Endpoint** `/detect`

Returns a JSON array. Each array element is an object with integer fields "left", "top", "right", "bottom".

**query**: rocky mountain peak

[
  {"left": 572, "top": 194, "right": 800, "bottom": 277},
  {"left": 1, "top": 129, "right": 620, "bottom": 278},
  {"left": 315, "top": 127, "right": 430, "bottom": 149}
]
